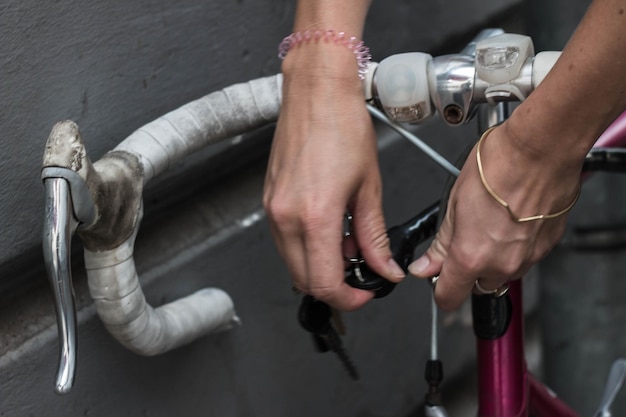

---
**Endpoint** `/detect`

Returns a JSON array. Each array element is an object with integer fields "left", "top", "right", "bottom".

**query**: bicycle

[{"left": 41, "top": 28, "right": 626, "bottom": 416}]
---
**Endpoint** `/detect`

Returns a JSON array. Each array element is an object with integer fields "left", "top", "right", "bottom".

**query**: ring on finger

[
  {"left": 474, "top": 279, "right": 509, "bottom": 297},
  {"left": 430, "top": 275, "right": 439, "bottom": 288}
]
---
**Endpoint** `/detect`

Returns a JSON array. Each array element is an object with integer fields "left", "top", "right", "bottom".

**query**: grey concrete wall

[
  {"left": 1, "top": 0, "right": 297, "bottom": 293},
  {"left": 0, "top": 1, "right": 521, "bottom": 416}
]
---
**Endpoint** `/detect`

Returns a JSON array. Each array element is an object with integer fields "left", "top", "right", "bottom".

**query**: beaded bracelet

[{"left": 278, "top": 30, "right": 372, "bottom": 80}]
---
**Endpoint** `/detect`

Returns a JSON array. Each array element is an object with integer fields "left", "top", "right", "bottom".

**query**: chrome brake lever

[
  {"left": 41, "top": 121, "right": 96, "bottom": 394},
  {"left": 42, "top": 178, "right": 79, "bottom": 394}
]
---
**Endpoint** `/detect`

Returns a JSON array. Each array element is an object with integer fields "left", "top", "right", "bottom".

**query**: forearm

[
  {"left": 293, "top": 0, "right": 371, "bottom": 34},
  {"left": 508, "top": 0, "right": 626, "bottom": 164}
]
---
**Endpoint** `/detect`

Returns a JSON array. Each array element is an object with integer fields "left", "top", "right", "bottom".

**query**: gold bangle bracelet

[{"left": 476, "top": 127, "right": 581, "bottom": 223}]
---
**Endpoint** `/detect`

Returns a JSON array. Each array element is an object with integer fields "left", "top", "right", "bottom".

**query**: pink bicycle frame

[{"left": 475, "top": 111, "right": 626, "bottom": 417}]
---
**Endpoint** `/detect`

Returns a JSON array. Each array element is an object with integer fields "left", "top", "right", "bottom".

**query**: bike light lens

[
  {"left": 477, "top": 46, "right": 520, "bottom": 70},
  {"left": 475, "top": 33, "right": 534, "bottom": 86},
  {"left": 374, "top": 52, "right": 434, "bottom": 124}
]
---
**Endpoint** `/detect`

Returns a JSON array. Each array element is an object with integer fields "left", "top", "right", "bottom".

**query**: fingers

[
  {"left": 410, "top": 238, "right": 511, "bottom": 311},
  {"left": 407, "top": 194, "right": 520, "bottom": 311},
  {"left": 265, "top": 193, "right": 399, "bottom": 311},
  {"left": 433, "top": 255, "right": 478, "bottom": 311},
  {"left": 350, "top": 184, "right": 406, "bottom": 284},
  {"left": 303, "top": 213, "right": 375, "bottom": 310},
  {"left": 266, "top": 196, "right": 375, "bottom": 311},
  {"left": 408, "top": 211, "right": 538, "bottom": 310}
]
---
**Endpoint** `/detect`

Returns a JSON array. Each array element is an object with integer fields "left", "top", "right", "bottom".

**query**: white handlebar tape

[
  {"left": 84, "top": 208, "right": 240, "bottom": 356},
  {"left": 115, "top": 75, "right": 283, "bottom": 184},
  {"left": 82, "top": 75, "right": 285, "bottom": 356}
]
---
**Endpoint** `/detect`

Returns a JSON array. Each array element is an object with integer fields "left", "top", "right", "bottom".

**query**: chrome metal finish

[
  {"left": 370, "top": 29, "right": 536, "bottom": 127},
  {"left": 42, "top": 178, "right": 79, "bottom": 395},
  {"left": 429, "top": 54, "right": 476, "bottom": 126},
  {"left": 41, "top": 167, "right": 95, "bottom": 225},
  {"left": 430, "top": 284, "right": 438, "bottom": 361},
  {"left": 477, "top": 102, "right": 509, "bottom": 133},
  {"left": 424, "top": 405, "right": 450, "bottom": 417},
  {"left": 593, "top": 359, "right": 626, "bottom": 417}
]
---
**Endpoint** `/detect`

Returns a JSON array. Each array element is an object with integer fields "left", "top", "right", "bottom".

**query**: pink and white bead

[{"left": 278, "top": 29, "right": 372, "bottom": 80}]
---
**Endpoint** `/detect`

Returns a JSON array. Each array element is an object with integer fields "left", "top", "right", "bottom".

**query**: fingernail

[
  {"left": 408, "top": 256, "right": 430, "bottom": 276},
  {"left": 388, "top": 258, "right": 406, "bottom": 279}
]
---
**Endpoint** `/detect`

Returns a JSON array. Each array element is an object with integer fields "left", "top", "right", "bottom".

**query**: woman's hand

[{"left": 408, "top": 123, "right": 582, "bottom": 310}]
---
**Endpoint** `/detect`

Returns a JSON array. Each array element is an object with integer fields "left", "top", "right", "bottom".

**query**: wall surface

[{"left": 0, "top": 1, "right": 525, "bottom": 416}]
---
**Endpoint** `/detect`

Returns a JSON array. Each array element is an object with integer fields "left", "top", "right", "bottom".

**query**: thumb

[
  {"left": 408, "top": 206, "right": 475, "bottom": 311},
  {"left": 407, "top": 235, "right": 446, "bottom": 279},
  {"left": 407, "top": 208, "right": 454, "bottom": 279}
]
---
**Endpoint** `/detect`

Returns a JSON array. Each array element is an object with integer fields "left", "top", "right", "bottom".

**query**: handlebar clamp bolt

[{"left": 443, "top": 104, "right": 464, "bottom": 125}]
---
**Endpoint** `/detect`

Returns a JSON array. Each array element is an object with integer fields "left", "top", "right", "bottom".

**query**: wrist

[
  {"left": 505, "top": 93, "right": 596, "bottom": 171},
  {"left": 502, "top": 113, "right": 588, "bottom": 176},
  {"left": 476, "top": 127, "right": 580, "bottom": 223},
  {"left": 279, "top": 29, "right": 370, "bottom": 91},
  {"left": 281, "top": 40, "right": 366, "bottom": 99},
  {"left": 279, "top": 30, "right": 371, "bottom": 79},
  {"left": 478, "top": 124, "right": 582, "bottom": 218}
]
